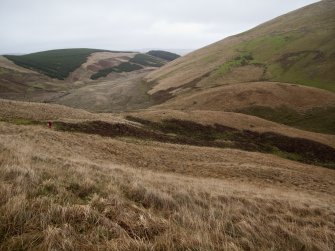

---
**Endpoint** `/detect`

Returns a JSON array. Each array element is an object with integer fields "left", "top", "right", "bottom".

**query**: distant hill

[
  {"left": 0, "top": 49, "right": 176, "bottom": 111},
  {"left": 3, "top": 48, "right": 176, "bottom": 80},
  {"left": 4, "top": 49, "right": 114, "bottom": 80},
  {"left": 146, "top": 50, "right": 180, "bottom": 61}
]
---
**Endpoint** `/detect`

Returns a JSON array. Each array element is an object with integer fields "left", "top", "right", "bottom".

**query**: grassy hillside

[
  {"left": 152, "top": 82, "right": 335, "bottom": 134},
  {"left": 1, "top": 99, "right": 335, "bottom": 250},
  {"left": 147, "top": 50, "right": 180, "bottom": 61},
  {"left": 3, "top": 48, "right": 128, "bottom": 80},
  {"left": 145, "top": 1, "right": 335, "bottom": 134},
  {"left": 147, "top": 0, "right": 335, "bottom": 93}
]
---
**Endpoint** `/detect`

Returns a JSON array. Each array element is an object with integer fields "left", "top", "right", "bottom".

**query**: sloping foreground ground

[{"left": 0, "top": 100, "right": 335, "bottom": 250}]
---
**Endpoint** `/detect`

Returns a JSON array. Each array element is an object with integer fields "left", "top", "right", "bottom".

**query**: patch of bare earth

[{"left": 67, "top": 52, "right": 138, "bottom": 82}]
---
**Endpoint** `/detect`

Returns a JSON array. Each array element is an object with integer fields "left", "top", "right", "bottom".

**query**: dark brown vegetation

[{"left": 54, "top": 117, "right": 335, "bottom": 168}]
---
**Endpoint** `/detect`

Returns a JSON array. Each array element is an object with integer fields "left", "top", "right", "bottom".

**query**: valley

[{"left": 0, "top": 0, "right": 335, "bottom": 250}]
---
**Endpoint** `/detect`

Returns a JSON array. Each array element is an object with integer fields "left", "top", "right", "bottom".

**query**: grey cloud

[{"left": 0, "top": 0, "right": 319, "bottom": 54}]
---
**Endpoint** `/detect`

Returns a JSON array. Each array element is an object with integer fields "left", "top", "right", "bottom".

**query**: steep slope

[{"left": 147, "top": 0, "right": 335, "bottom": 94}]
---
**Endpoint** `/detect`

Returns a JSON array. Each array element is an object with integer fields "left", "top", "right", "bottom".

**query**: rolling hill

[
  {"left": 4, "top": 49, "right": 114, "bottom": 80},
  {"left": 3, "top": 48, "right": 172, "bottom": 80},
  {"left": 0, "top": 49, "right": 180, "bottom": 111}
]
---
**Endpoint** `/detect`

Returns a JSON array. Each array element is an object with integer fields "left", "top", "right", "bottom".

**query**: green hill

[
  {"left": 4, "top": 49, "right": 170, "bottom": 81},
  {"left": 4, "top": 48, "right": 132, "bottom": 80},
  {"left": 146, "top": 50, "right": 180, "bottom": 61}
]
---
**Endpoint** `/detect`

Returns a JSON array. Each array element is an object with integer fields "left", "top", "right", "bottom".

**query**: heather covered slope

[{"left": 0, "top": 100, "right": 335, "bottom": 250}]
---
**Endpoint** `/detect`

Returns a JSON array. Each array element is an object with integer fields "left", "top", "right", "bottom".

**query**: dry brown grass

[
  {"left": 1, "top": 106, "right": 335, "bottom": 250},
  {"left": 152, "top": 82, "right": 335, "bottom": 112},
  {"left": 0, "top": 98, "right": 125, "bottom": 123}
]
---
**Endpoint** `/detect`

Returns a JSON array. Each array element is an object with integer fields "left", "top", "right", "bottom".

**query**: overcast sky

[{"left": 0, "top": 0, "right": 319, "bottom": 54}]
